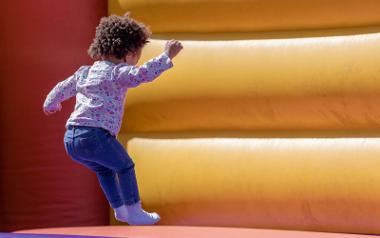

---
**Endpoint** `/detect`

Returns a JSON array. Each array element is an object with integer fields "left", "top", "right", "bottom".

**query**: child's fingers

[
  {"left": 47, "top": 110, "right": 56, "bottom": 115},
  {"left": 43, "top": 110, "right": 52, "bottom": 116},
  {"left": 43, "top": 107, "right": 49, "bottom": 115},
  {"left": 174, "top": 43, "right": 183, "bottom": 51},
  {"left": 175, "top": 41, "right": 183, "bottom": 47},
  {"left": 43, "top": 107, "right": 58, "bottom": 116}
]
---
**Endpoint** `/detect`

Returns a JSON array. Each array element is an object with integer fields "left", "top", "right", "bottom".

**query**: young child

[{"left": 43, "top": 13, "right": 183, "bottom": 225}]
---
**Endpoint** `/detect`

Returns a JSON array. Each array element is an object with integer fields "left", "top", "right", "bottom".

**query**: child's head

[{"left": 88, "top": 12, "right": 151, "bottom": 65}]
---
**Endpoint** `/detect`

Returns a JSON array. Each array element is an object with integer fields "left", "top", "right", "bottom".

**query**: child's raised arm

[
  {"left": 114, "top": 39, "right": 183, "bottom": 88},
  {"left": 113, "top": 52, "right": 173, "bottom": 88}
]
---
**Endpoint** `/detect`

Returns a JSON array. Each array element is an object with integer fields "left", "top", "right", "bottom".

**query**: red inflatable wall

[{"left": 0, "top": 0, "right": 108, "bottom": 231}]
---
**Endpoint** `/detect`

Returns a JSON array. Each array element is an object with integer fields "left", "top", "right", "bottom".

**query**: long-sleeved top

[{"left": 43, "top": 52, "right": 173, "bottom": 136}]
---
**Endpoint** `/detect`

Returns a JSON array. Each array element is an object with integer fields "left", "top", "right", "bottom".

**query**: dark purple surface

[{"left": 0, "top": 233, "right": 118, "bottom": 238}]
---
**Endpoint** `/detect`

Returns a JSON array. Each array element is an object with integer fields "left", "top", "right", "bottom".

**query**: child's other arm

[
  {"left": 43, "top": 74, "right": 77, "bottom": 115},
  {"left": 43, "top": 66, "right": 89, "bottom": 115}
]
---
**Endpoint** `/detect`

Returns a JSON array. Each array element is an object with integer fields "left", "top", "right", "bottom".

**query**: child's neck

[{"left": 101, "top": 56, "right": 124, "bottom": 64}]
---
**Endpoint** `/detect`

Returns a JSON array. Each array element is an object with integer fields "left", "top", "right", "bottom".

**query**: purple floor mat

[{"left": 0, "top": 233, "right": 119, "bottom": 238}]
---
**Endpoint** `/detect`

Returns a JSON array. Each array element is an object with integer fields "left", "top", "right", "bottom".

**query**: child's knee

[
  {"left": 117, "top": 163, "right": 135, "bottom": 174},
  {"left": 95, "top": 167, "right": 114, "bottom": 175}
]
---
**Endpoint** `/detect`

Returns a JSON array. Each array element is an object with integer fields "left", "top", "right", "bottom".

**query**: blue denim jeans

[{"left": 63, "top": 125, "right": 140, "bottom": 208}]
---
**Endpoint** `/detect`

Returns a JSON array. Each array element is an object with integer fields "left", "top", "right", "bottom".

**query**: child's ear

[
  {"left": 124, "top": 52, "right": 132, "bottom": 58},
  {"left": 125, "top": 51, "right": 135, "bottom": 57},
  {"left": 132, "top": 50, "right": 139, "bottom": 57}
]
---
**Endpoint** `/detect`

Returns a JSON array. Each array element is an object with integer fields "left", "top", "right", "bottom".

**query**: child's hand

[
  {"left": 165, "top": 39, "right": 183, "bottom": 59},
  {"left": 43, "top": 103, "right": 62, "bottom": 116}
]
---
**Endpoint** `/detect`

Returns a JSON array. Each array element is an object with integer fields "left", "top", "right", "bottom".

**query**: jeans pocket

[{"left": 76, "top": 133, "right": 104, "bottom": 156}]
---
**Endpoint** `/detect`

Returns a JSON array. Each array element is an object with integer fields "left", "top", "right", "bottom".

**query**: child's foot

[
  {"left": 126, "top": 201, "right": 161, "bottom": 225},
  {"left": 114, "top": 201, "right": 160, "bottom": 225},
  {"left": 114, "top": 204, "right": 129, "bottom": 222}
]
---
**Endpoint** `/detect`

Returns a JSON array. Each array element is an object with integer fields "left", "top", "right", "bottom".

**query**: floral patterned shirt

[{"left": 43, "top": 52, "right": 173, "bottom": 136}]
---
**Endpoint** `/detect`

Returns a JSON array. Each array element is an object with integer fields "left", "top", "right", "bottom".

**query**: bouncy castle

[{"left": 1, "top": 0, "right": 380, "bottom": 237}]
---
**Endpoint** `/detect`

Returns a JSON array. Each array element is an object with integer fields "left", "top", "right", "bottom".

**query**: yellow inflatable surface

[
  {"left": 121, "top": 34, "right": 380, "bottom": 133},
  {"left": 110, "top": 0, "right": 380, "bottom": 235},
  {"left": 109, "top": 0, "right": 380, "bottom": 33}
]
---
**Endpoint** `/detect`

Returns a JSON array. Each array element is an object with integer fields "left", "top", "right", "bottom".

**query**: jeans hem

[
  {"left": 124, "top": 198, "right": 140, "bottom": 206},
  {"left": 111, "top": 201, "right": 124, "bottom": 209}
]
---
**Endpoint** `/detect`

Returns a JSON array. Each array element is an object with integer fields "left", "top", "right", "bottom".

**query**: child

[{"left": 43, "top": 13, "right": 183, "bottom": 225}]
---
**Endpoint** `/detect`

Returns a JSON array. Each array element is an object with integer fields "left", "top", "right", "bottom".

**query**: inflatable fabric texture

[
  {"left": 0, "top": 0, "right": 109, "bottom": 231},
  {"left": 109, "top": 0, "right": 380, "bottom": 33},
  {"left": 109, "top": 0, "right": 380, "bottom": 235}
]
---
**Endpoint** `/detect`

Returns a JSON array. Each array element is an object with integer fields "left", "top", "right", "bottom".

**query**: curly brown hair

[{"left": 88, "top": 12, "right": 151, "bottom": 60}]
